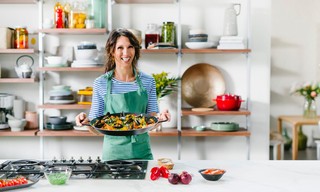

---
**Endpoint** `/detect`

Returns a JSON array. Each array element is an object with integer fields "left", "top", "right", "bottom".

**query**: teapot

[{"left": 15, "top": 55, "right": 34, "bottom": 78}]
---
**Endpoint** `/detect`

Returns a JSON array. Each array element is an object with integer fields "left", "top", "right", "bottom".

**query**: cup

[{"left": 25, "top": 111, "right": 38, "bottom": 129}]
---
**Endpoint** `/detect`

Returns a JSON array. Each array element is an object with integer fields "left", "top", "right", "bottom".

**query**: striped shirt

[{"left": 89, "top": 71, "right": 159, "bottom": 120}]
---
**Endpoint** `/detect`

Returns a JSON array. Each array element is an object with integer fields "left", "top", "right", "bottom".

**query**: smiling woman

[{"left": 75, "top": 28, "right": 170, "bottom": 161}]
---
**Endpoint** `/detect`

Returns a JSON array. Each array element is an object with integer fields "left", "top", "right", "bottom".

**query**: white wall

[
  {"left": 271, "top": 0, "right": 320, "bottom": 146},
  {"left": 0, "top": 0, "right": 270, "bottom": 160}
]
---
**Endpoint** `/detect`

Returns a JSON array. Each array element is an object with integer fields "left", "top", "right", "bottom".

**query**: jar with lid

[
  {"left": 54, "top": 1, "right": 65, "bottom": 28},
  {"left": 14, "top": 27, "right": 28, "bottom": 49},
  {"left": 69, "top": 0, "right": 88, "bottom": 29},
  {"left": 145, "top": 23, "right": 160, "bottom": 49},
  {"left": 161, "top": 22, "right": 176, "bottom": 45}
]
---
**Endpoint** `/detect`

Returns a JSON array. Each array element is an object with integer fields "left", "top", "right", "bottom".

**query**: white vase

[
  {"left": 158, "top": 94, "right": 177, "bottom": 129},
  {"left": 13, "top": 99, "right": 25, "bottom": 119}
]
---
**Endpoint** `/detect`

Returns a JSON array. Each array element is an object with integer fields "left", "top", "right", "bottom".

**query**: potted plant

[
  {"left": 152, "top": 72, "right": 180, "bottom": 129},
  {"left": 152, "top": 72, "right": 180, "bottom": 100}
]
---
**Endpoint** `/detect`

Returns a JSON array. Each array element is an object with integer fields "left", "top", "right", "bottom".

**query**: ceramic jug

[{"left": 223, "top": 3, "right": 241, "bottom": 36}]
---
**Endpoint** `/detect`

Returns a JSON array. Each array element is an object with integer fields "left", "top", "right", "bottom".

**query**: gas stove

[{"left": 0, "top": 157, "right": 148, "bottom": 180}]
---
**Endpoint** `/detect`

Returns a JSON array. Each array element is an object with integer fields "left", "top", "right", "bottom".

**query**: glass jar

[
  {"left": 14, "top": 27, "right": 28, "bottom": 49},
  {"left": 145, "top": 23, "right": 160, "bottom": 49},
  {"left": 64, "top": 2, "right": 71, "bottom": 28},
  {"left": 69, "top": 1, "right": 88, "bottom": 29},
  {"left": 161, "top": 21, "right": 175, "bottom": 45},
  {"left": 88, "top": 0, "right": 106, "bottom": 28},
  {"left": 54, "top": 1, "right": 65, "bottom": 28}
]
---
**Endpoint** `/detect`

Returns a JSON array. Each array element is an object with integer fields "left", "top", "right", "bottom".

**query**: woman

[{"left": 75, "top": 28, "right": 170, "bottom": 161}]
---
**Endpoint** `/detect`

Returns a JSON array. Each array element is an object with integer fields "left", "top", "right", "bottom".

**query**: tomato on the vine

[
  {"left": 159, "top": 166, "right": 170, "bottom": 178},
  {"left": 150, "top": 167, "right": 161, "bottom": 180}
]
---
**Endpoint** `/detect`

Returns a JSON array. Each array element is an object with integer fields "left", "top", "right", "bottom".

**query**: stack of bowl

[
  {"left": 185, "top": 29, "right": 216, "bottom": 49},
  {"left": 48, "top": 85, "right": 75, "bottom": 104},
  {"left": 46, "top": 116, "right": 73, "bottom": 130}
]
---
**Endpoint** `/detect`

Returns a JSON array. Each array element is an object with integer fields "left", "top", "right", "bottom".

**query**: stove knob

[
  {"left": 79, "top": 156, "right": 84, "bottom": 163},
  {"left": 87, "top": 156, "right": 92, "bottom": 163},
  {"left": 70, "top": 157, "right": 75, "bottom": 163},
  {"left": 61, "top": 157, "right": 66, "bottom": 163},
  {"left": 96, "top": 156, "right": 101, "bottom": 163},
  {"left": 52, "top": 157, "right": 57, "bottom": 163}
]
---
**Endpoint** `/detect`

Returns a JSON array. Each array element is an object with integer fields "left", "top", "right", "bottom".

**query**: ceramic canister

[
  {"left": 13, "top": 99, "right": 25, "bottom": 119},
  {"left": 25, "top": 111, "right": 38, "bottom": 129}
]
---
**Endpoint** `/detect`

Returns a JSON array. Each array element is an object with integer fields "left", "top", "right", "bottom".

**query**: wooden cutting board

[{"left": 191, "top": 108, "right": 214, "bottom": 112}]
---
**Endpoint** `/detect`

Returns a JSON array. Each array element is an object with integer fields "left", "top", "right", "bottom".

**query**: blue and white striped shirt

[{"left": 89, "top": 71, "right": 159, "bottom": 120}]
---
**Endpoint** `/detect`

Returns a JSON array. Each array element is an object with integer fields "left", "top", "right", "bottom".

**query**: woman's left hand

[{"left": 159, "top": 109, "right": 171, "bottom": 122}]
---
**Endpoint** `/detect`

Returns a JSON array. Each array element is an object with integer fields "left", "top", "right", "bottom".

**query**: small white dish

[
  {"left": 185, "top": 41, "right": 218, "bottom": 49},
  {"left": 74, "top": 125, "right": 90, "bottom": 131}
]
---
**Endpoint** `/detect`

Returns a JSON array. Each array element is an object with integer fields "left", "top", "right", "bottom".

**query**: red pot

[{"left": 213, "top": 94, "right": 244, "bottom": 111}]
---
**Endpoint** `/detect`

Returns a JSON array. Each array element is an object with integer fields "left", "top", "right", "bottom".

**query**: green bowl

[
  {"left": 192, "top": 125, "right": 206, "bottom": 131},
  {"left": 210, "top": 122, "right": 239, "bottom": 132}
]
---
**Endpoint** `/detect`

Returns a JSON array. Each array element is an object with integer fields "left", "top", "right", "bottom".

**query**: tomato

[
  {"left": 6, "top": 180, "right": 14, "bottom": 187},
  {"left": 159, "top": 166, "right": 170, "bottom": 178},
  {"left": 0, "top": 182, "right": 2, "bottom": 188},
  {"left": 12, "top": 179, "right": 20, "bottom": 185}
]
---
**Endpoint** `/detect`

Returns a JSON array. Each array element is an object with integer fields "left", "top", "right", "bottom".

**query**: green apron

[{"left": 101, "top": 70, "right": 153, "bottom": 161}]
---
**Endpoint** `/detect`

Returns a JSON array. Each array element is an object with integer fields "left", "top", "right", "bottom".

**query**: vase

[
  {"left": 298, "top": 127, "right": 308, "bottom": 151},
  {"left": 282, "top": 128, "right": 292, "bottom": 151},
  {"left": 303, "top": 99, "right": 317, "bottom": 118},
  {"left": 157, "top": 94, "right": 177, "bottom": 129}
]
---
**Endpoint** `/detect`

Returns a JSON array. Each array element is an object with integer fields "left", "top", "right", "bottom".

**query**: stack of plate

[
  {"left": 48, "top": 85, "right": 75, "bottom": 104},
  {"left": 185, "top": 29, "right": 218, "bottom": 49}
]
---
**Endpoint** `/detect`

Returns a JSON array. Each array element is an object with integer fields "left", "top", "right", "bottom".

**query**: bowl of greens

[{"left": 44, "top": 167, "right": 72, "bottom": 185}]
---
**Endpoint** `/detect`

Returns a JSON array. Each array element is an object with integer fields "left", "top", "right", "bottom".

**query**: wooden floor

[{"left": 270, "top": 147, "right": 317, "bottom": 160}]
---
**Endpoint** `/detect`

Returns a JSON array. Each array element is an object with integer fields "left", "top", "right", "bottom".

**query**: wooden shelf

[
  {"left": 0, "top": 0, "right": 36, "bottom": 4},
  {"left": 181, "top": 128, "right": 250, "bottom": 137},
  {"left": 37, "top": 129, "right": 97, "bottom": 137},
  {"left": 37, "top": 67, "right": 104, "bottom": 72},
  {"left": 182, "top": 108, "right": 251, "bottom": 116},
  {"left": 38, "top": 104, "right": 91, "bottom": 110},
  {"left": 141, "top": 49, "right": 178, "bottom": 54},
  {"left": 149, "top": 128, "right": 178, "bottom": 136},
  {"left": 0, "top": 129, "right": 37, "bottom": 136},
  {"left": 0, "top": 78, "right": 37, "bottom": 83},
  {"left": 115, "top": 0, "right": 175, "bottom": 4},
  {"left": 0, "top": 49, "right": 34, "bottom": 54},
  {"left": 37, "top": 28, "right": 107, "bottom": 35},
  {"left": 181, "top": 48, "right": 251, "bottom": 54}
]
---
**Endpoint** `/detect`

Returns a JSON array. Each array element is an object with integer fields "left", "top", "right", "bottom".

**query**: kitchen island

[{"left": 3, "top": 160, "right": 320, "bottom": 192}]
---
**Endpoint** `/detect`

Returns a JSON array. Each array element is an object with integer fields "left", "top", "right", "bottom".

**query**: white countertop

[{"left": 4, "top": 160, "right": 320, "bottom": 192}]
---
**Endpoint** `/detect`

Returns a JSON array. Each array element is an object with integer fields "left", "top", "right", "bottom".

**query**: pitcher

[{"left": 223, "top": 3, "right": 241, "bottom": 36}]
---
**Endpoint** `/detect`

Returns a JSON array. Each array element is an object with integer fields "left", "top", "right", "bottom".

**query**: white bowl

[
  {"left": 185, "top": 41, "right": 218, "bottom": 49},
  {"left": 45, "top": 56, "right": 67, "bottom": 65},
  {"left": 74, "top": 49, "right": 98, "bottom": 60},
  {"left": 8, "top": 119, "right": 27, "bottom": 132}
]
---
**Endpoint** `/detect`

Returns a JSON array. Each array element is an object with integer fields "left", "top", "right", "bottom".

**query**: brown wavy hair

[{"left": 104, "top": 28, "right": 141, "bottom": 73}]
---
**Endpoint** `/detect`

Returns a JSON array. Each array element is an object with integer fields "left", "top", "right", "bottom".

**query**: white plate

[
  {"left": 48, "top": 99, "right": 75, "bottom": 104},
  {"left": 185, "top": 41, "right": 218, "bottom": 49},
  {"left": 73, "top": 125, "right": 90, "bottom": 131}
]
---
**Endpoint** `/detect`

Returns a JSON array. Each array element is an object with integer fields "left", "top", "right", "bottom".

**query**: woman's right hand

[{"left": 75, "top": 112, "right": 89, "bottom": 126}]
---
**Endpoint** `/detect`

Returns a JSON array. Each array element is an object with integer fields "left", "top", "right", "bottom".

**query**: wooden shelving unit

[
  {"left": 0, "top": 129, "right": 37, "bottom": 136},
  {"left": 181, "top": 108, "right": 251, "bottom": 116},
  {"left": 181, "top": 48, "right": 251, "bottom": 54},
  {"left": 0, "top": 0, "right": 36, "bottom": 4},
  {"left": 141, "top": 49, "right": 178, "bottom": 54},
  {"left": 115, "top": 0, "right": 175, "bottom": 4},
  {"left": 37, "top": 67, "right": 104, "bottom": 72},
  {"left": 38, "top": 104, "right": 91, "bottom": 110},
  {"left": 0, "top": 49, "right": 34, "bottom": 54},
  {"left": 0, "top": 78, "right": 37, "bottom": 83},
  {"left": 37, "top": 130, "right": 96, "bottom": 137},
  {"left": 181, "top": 128, "right": 250, "bottom": 137},
  {"left": 37, "top": 28, "right": 107, "bottom": 35}
]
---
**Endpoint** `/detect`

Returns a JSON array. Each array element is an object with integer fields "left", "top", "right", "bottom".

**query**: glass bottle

[
  {"left": 145, "top": 23, "right": 160, "bottom": 49},
  {"left": 14, "top": 27, "right": 28, "bottom": 49},
  {"left": 298, "top": 127, "right": 307, "bottom": 150},
  {"left": 89, "top": 0, "right": 106, "bottom": 28},
  {"left": 54, "top": 1, "right": 65, "bottom": 28},
  {"left": 161, "top": 21, "right": 175, "bottom": 45},
  {"left": 64, "top": 2, "right": 71, "bottom": 28},
  {"left": 282, "top": 128, "right": 292, "bottom": 151}
]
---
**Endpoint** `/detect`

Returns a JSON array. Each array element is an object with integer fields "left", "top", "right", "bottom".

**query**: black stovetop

[{"left": 0, "top": 157, "right": 148, "bottom": 180}]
